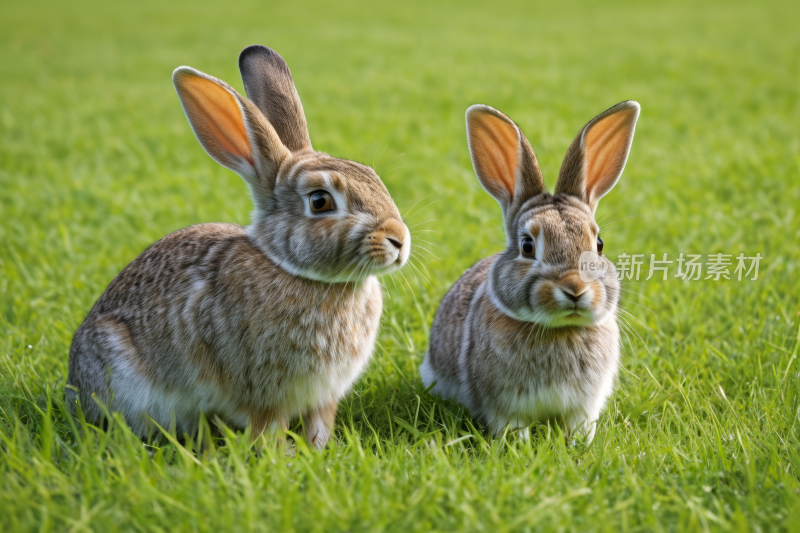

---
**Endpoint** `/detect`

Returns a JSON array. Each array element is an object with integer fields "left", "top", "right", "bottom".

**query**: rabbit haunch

[{"left": 67, "top": 45, "right": 409, "bottom": 449}]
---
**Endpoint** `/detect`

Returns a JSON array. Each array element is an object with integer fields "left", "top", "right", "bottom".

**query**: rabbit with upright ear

[
  {"left": 421, "top": 101, "right": 640, "bottom": 442},
  {"left": 67, "top": 45, "right": 411, "bottom": 449}
]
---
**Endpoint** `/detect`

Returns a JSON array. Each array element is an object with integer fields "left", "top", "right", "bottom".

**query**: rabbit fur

[
  {"left": 67, "top": 45, "right": 410, "bottom": 449},
  {"left": 421, "top": 101, "right": 640, "bottom": 442}
]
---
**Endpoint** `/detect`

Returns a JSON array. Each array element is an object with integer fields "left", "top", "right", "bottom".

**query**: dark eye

[
  {"left": 309, "top": 190, "right": 334, "bottom": 212},
  {"left": 597, "top": 235, "right": 604, "bottom": 255},
  {"left": 521, "top": 237, "right": 535, "bottom": 258}
]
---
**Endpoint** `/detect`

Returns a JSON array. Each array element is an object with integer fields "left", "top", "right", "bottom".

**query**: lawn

[{"left": 2, "top": 0, "right": 800, "bottom": 530}]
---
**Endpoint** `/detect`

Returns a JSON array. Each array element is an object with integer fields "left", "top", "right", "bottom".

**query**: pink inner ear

[
  {"left": 176, "top": 73, "right": 254, "bottom": 167},
  {"left": 584, "top": 106, "right": 638, "bottom": 201},
  {"left": 468, "top": 111, "right": 519, "bottom": 202}
]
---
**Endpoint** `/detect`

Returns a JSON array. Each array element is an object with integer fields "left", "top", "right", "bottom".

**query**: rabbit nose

[
  {"left": 559, "top": 281, "right": 589, "bottom": 304},
  {"left": 561, "top": 289, "right": 581, "bottom": 303},
  {"left": 379, "top": 218, "right": 407, "bottom": 249}
]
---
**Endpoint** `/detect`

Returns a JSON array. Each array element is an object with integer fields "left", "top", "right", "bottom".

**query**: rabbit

[
  {"left": 420, "top": 101, "right": 640, "bottom": 442},
  {"left": 66, "top": 45, "right": 411, "bottom": 449}
]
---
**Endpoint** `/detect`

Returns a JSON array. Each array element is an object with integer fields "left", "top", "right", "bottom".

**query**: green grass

[{"left": 2, "top": 0, "right": 800, "bottom": 530}]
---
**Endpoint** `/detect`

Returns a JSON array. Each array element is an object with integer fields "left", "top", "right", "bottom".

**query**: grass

[{"left": 2, "top": 0, "right": 800, "bottom": 530}]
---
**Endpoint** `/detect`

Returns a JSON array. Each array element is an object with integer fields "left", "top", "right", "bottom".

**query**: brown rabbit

[
  {"left": 421, "top": 101, "right": 640, "bottom": 442},
  {"left": 67, "top": 45, "right": 410, "bottom": 449}
]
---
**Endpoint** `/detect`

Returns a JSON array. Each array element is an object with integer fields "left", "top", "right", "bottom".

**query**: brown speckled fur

[
  {"left": 422, "top": 102, "right": 640, "bottom": 441},
  {"left": 67, "top": 46, "right": 410, "bottom": 449}
]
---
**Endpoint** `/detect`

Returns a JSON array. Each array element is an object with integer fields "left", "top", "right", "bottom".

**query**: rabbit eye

[
  {"left": 521, "top": 237, "right": 535, "bottom": 258},
  {"left": 597, "top": 235, "right": 604, "bottom": 255},
  {"left": 309, "top": 190, "right": 334, "bottom": 212}
]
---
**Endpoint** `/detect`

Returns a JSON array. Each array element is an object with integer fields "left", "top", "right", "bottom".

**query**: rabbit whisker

[
  {"left": 535, "top": 323, "right": 550, "bottom": 348},
  {"left": 617, "top": 317, "right": 640, "bottom": 353},
  {"left": 595, "top": 200, "right": 634, "bottom": 224},
  {"left": 617, "top": 336, "right": 633, "bottom": 359},
  {"left": 620, "top": 317, "right": 652, "bottom": 356},
  {"left": 416, "top": 253, "right": 436, "bottom": 274},
  {"left": 412, "top": 244, "right": 441, "bottom": 262},
  {"left": 378, "top": 280, "right": 391, "bottom": 300},
  {"left": 619, "top": 296, "right": 658, "bottom": 317},
  {"left": 528, "top": 320, "right": 544, "bottom": 348},
  {"left": 395, "top": 272, "right": 408, "bottom": 295},
  {"left": 338, "top": 258, "right": 371, "bottom": 303},
  {"left": 540, "top": 321, "right": 553, "bottom": 345},
  {"left": 523, "top": 322, "right": 537, "bottom": 347},
  {"left": 379, "top": 153, "right": 405, "bottom": 177},
  {"left": 617, "top": 305, "right": 653, "bottom": 332},
  {"left": 374, "top": 141, "right": 391, "bottom": 171},
  {"left": 396, "top": 267, "right": 419, "bottom": 305},
  {"left": 312, "top": 255, "right": 366, "bottom": 343},
  {"left": 388, "top": 271, "right": 402, "bottom": 295},
  {"left": 407, "top": 260, "right": 431, "bottom": 285},
  {"left": 618, "top": 279, "right": 647, "bottom": 286},
  {"left": 618, "top": 336, "right": 639, "bottom": 360},
  {"left": 383, "top": 163, "right": 405, "bottom": 176},
  {"left": 316, "top": 255, "right": 362, "bottom": 309},
  {"left": 401, "top": 195, "right": 431, "bottom": 219},
  {"left": 413, "top": 251, "right": 438, "bottom": 271},
  {"left": 404, "top": 199, "right": 444, "bottom": 222},
  {"left": 335, "top": 257, "right": 368, "bottom": 305},
  {"left": 409, "top": 254, "right": 432, "bottom": 278},
  {"left": 599, "top": 214, "right": 641, "bottom": 230},
  {"left": 407, "top": 219, "right": 438, "bottom": 228},
  {"left": 595, "top": 227, "right": 636, "bottom": 236},
  {"left": 617, "top": 315, "right": 652, "bottom": 355},
  {"left": 619, "top": 287, "right": 650, "bottom": 301},
  {"left": 413, "top": 238, "right": 440, "bottom": 249}
]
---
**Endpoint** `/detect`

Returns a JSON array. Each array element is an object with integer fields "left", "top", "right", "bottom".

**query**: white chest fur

[{"left": 456, "top": 285, "right": 619, "bottom": 440}]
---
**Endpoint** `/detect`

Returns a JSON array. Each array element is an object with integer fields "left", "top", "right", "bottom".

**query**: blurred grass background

[{"left": 1, "top": 0, "right": 800, "bottom": 530}]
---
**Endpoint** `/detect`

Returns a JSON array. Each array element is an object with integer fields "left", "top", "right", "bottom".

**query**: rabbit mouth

[
  {"left": 364, "top": 247, "right": 407, "bottom": 274},
  {"left": 360, "top": 224, "right": 410, "bottom": 274},
  {"left": 560, "top": 309, "right": 591, "bottom": 321},
  {"left": 548, "top": 309, "right": 596, "bottom": 327},
  {"left": 326, "top": 244, "right": 406, "bottom": 283},
  {"left": 366, "top": 246, "right": 402, "bottom": 267}
]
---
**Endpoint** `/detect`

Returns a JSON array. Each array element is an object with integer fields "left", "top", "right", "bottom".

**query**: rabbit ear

[
  {"left": 173, "top": 67, "right": 290, "bottom": 199},
  {"left": 239, "top": 45, "right": 312, "bottom": 153},
  {"left": 555, "top": 101, "right": 640, "bottom": 211},
  {"left": 466, "top": 105, "right": 546, "bottom": 215}
]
